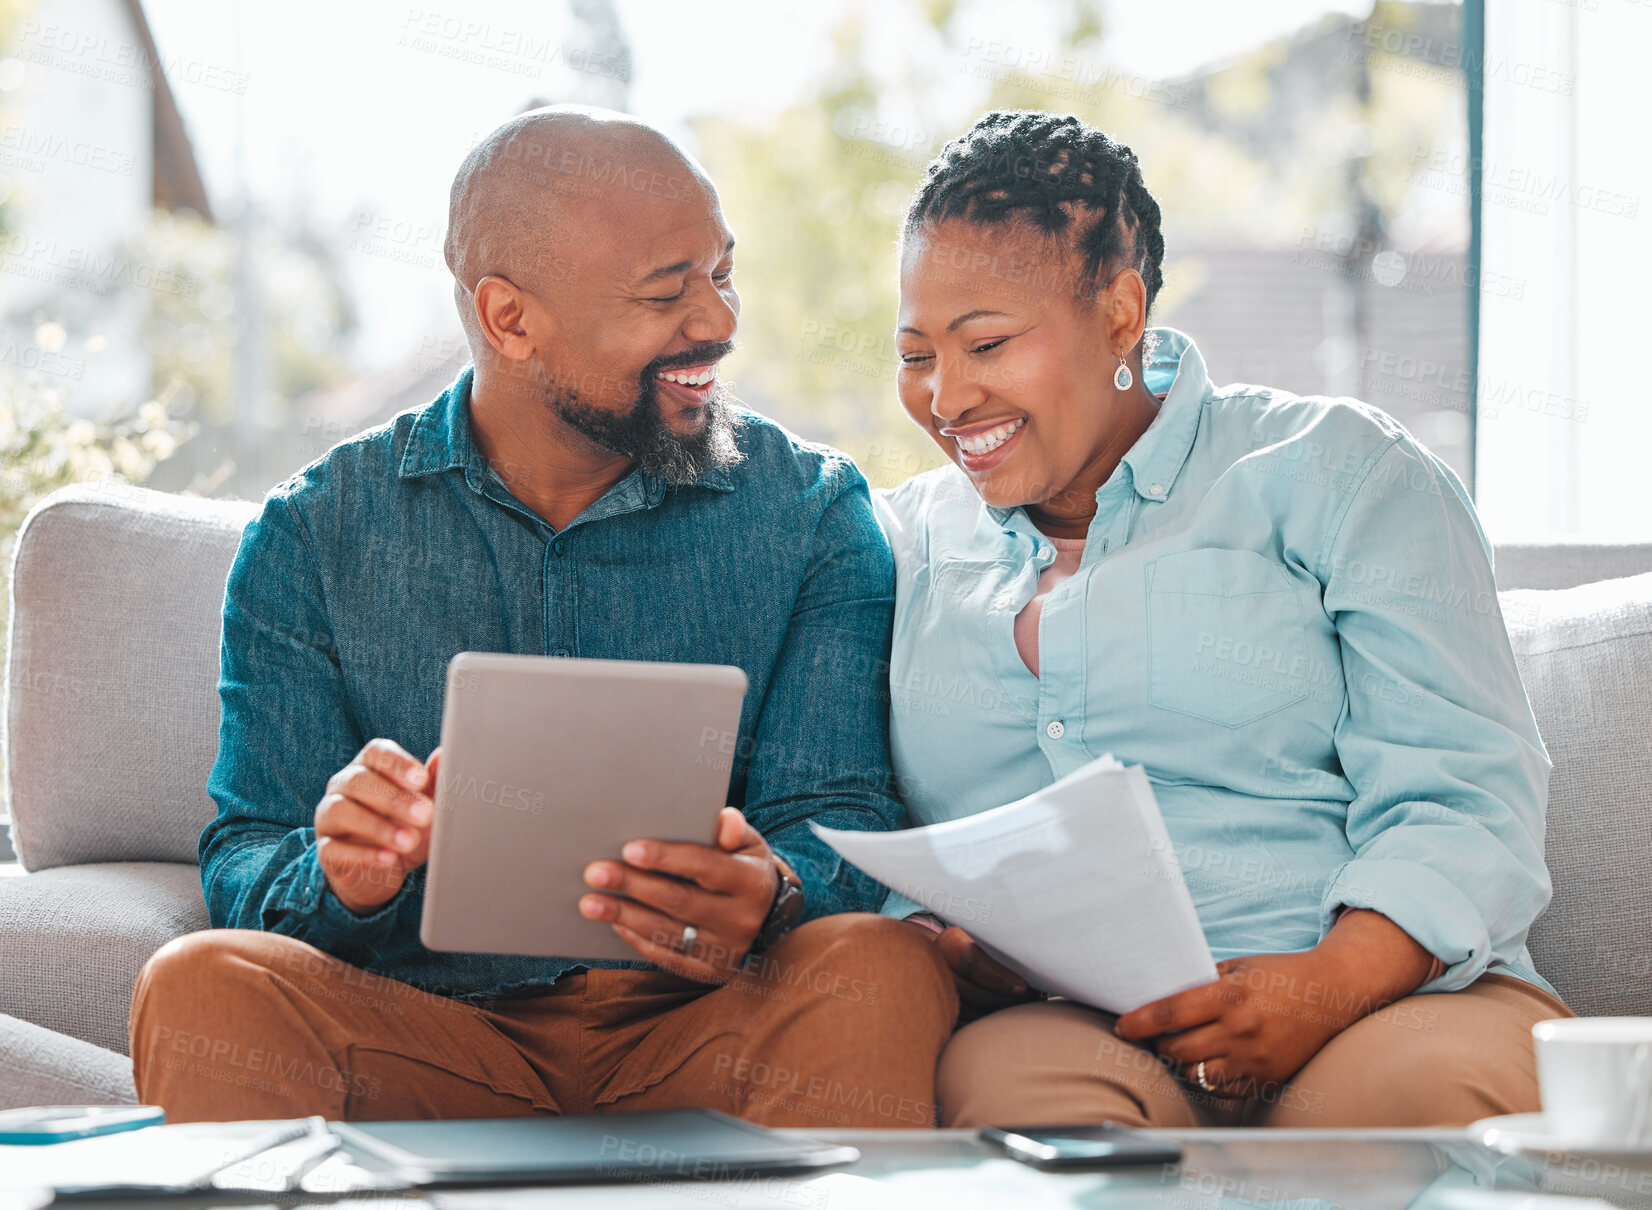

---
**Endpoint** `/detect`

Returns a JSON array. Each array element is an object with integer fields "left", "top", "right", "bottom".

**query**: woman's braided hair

[{"left": 904, "top": 110, "right": 1165, "bottom": 315}]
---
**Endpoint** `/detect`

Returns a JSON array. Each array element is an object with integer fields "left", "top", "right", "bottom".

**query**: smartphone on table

[
  {"left": 981, "top": 1123, "right": 1183, "bottom": 1170},
  {"left": 0, "top": 1105, "right": 164, "bottom": 1144}
]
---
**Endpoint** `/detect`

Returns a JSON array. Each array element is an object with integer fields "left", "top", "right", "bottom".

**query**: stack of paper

[
  {"left": 0, "top": 1118, "right": 333, "bottom": 1198},
  {"left": 813, "top": 755, "right": 1216, "bottom": 1014}
]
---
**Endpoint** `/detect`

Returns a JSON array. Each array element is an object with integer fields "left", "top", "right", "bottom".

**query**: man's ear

[
  {"left": 473, "top": 275, "right": 542, "bottom": 361},
  {"left": 1103, "top": 268, "right": 1148, "bottom": 359}
]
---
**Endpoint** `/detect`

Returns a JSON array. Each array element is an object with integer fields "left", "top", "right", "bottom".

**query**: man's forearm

[{"left": 202, "top": 824, "right": 408, "bottom": 964}]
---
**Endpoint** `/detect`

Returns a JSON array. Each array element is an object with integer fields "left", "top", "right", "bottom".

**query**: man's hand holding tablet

[
  {"left": 578, "top": 806, "right": 790, "bottom": 983},
  {"left": 314, "top": 741, "right": 789, "bottom": 978},
  {"left": 316, "top": 737, "right": 789, "bottom": 977},
  {"left": 315, "top": 738, "right": 441, "bottom": 915},
  {"left": 314, "top": 658, "right": 804, "bottom": 981}
]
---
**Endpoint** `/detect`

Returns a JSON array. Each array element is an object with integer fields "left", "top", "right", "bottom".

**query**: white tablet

[{"left": 419, "top": 653, "right": 748, "bottom": 961}]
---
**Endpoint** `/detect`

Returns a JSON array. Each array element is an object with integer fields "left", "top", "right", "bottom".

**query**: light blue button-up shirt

[{"left": 875, "top": 328, "right": 1554, "bottom": 994}]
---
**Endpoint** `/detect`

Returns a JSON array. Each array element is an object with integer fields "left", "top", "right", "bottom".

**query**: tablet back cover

[{"left": 420, "top": 654, "right": 747, "bottom": 960}]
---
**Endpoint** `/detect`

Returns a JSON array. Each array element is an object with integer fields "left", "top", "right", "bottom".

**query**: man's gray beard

[{"left": 546, "top": 378, "right": 745, "bottom": 487}]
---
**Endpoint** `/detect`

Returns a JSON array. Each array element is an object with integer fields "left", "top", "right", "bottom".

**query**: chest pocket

[
  {"left": 927, "top": 558, "right": 1021, "bottom": 613},
  {"left": 1146, "top": 548, "right": 1311, "bottom": 728}
]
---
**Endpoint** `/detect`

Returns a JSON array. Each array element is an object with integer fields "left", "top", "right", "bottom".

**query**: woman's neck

[{"left": 1024, "top": 385, "right": 1162, "bottom": 540}]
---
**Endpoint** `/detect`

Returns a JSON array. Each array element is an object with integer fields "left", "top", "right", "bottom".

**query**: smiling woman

[
  {"left": 878, "top": 110, "right": 1571, "bottom": 1130},
  {"left": 892, "top": 115, "right": 1165, "bottom": 535}
]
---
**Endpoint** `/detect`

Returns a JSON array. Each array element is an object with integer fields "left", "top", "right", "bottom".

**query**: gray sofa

[{"left": 2, "top": 484, "right": 1650, "bottom": 1108}]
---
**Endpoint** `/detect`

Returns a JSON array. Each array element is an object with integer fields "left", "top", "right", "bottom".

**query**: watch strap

[{"left": 752, "top": 856, "right": 805, "bottom": 953}]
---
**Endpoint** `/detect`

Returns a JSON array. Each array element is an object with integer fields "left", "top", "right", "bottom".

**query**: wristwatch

[{"left": 752, "top": 857, "right": 805, "bottom": 953}]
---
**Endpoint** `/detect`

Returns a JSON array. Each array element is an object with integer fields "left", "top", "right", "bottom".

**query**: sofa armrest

[
  {"left": 0, "top": 862, "right": 208, "bottom": 1055},
  {"left": 0, "top": 1013, "right": 136, "bottom": 1109}
]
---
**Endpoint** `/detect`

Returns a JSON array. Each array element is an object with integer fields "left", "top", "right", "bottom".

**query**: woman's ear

[
  {"left": 1103, "top": 268, "right": 1149, "bottom": 359},
  {"left": 473, "top": 275, "right": 543, "bottom": 361}
]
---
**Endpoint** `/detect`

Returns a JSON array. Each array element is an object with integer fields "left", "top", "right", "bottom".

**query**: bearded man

[{"left": 128, "top": 106, "right": 954, "bottom": 1125}]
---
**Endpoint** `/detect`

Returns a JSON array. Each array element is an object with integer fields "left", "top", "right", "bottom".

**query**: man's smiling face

[
  {"left": 538, "top": 170, "right": 740, "bottom": 452},
  {"left": 532, "top": 174, "right": 743, "bottom": 483},
  {"left": 448, "top": 111, "right": 745, "bottom": 483}
]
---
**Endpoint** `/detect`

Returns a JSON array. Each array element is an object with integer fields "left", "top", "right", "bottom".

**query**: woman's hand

[
  {"left": 1114, "top": 909, "right": 1437, "bottom": 1098},
  {"left": 1114, "top": 950, "right": 1362, "bottom": 1097},
  {"left": 907, "top": 915, "right": 1040, "bottom": 1022}
]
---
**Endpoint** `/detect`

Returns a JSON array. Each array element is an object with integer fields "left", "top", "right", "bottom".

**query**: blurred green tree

[{"left": 695, "top": 0, "right": 1467, "bottom": 485}]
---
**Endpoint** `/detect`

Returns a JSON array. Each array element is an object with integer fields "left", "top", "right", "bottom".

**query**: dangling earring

[{"left": 1113, "top": 354, "right": 1132, "bottom": 391}]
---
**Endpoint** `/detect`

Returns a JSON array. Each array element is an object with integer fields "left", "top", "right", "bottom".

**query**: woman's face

[{"left": 895, "top": 218, "right": 1137, "bottom": 514}]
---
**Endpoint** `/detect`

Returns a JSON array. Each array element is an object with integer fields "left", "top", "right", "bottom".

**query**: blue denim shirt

[
  {"left": 876, "top": 329, "right": 1554, "bottom": 995},
  {"left": 202, "top": 367, "right": 902, "bottom": 1000}
]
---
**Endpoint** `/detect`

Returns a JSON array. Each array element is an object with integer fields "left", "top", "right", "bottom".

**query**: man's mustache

[{"left": 646, "top": 340, "right": 736, "bottom": 376}]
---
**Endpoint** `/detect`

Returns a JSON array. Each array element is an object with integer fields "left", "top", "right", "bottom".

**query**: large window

[
  {"left": 1475, "top": 0, "right": 1652, "bottom": 540},
  {"left": 2, "top": 0, "right": 1482, "bottom": 505}
]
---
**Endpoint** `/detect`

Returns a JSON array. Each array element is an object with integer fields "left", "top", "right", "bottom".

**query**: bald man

[{"left": 129, "top": 107, "right": 955, "bottom": 1126}]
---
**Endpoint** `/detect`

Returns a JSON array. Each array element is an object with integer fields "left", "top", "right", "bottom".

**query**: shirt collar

[
  {"left": 399, "top": 364, "right": 737, "bottom": 495},
  {"left": 1120, "top": 326, "right": 1211, "bottom": 504},
  {"left": 399, "top": 365, "right": 483, "bottom": 481},
  {"left": 983, "top": 326, "right": 1212, "bottom": 526}
]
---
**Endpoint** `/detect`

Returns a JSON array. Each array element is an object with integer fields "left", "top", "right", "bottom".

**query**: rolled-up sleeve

[
  {"left": 1317, "top": 435, "right": 1551, "bottom": 991},
  {"left": 201, "top": 493, "right": 419, "bottom": 966}
]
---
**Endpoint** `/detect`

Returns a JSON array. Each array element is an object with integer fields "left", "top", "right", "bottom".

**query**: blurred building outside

[{"left": 0, "top": 0, "right": 212, "bottom": 410}]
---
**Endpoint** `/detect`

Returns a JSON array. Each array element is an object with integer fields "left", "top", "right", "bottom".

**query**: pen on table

[
  {"left": 277, "top": 1117, "right": 341, "bottom": 1192},
  {"left": 207, "top": 1116, "right": 338, "bottom": 1192}
]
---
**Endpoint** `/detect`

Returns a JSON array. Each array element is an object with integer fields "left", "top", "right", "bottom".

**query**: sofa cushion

[
  {"left": 3, "top": 484, "right": 257, "bottom": 870},
  {"left": 1504, "top": 572, "right": 1652, "bottom": 1016},
  {"left": 0, "top": 1013, "right": 136, "bottom": 1109},
  {"left": 0, "top": 862, "right": 208, "bottom": 1055}
]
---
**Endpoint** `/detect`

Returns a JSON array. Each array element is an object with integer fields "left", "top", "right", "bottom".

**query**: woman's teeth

[
  {"left": 658, "top": 367, "right": 715, "bottom": 387},
  {"left": 956, "top": 418, "right": 1025, "bottom": 456}
]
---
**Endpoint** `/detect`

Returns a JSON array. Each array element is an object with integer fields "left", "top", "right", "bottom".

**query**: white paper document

[
  {"left": 0, "top": 1119, "right": 322, "bottom": 1197},
  {"left": 813, "top": 755, "right": 1217, "bottom": 1014}
]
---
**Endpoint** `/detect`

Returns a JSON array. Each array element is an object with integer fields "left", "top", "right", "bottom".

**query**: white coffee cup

[{"left": 1534, "top": 1017, "right": 1652, "bottom": 1147}]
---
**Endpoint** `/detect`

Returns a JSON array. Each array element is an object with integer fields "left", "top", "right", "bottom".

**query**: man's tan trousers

[{"left": 131, "top": 914, "right": 957, "bottom": 1127}]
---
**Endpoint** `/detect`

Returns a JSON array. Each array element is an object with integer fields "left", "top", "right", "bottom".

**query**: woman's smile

[{"left": 941, "top": 416, "right": 1027, "bottom": 471}]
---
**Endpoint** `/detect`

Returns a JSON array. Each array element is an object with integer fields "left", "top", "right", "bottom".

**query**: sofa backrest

[
  {"left": 1495, "top": 542, "right": 1652, "bottom": 591},
  {"left": 3, "top": 484, "right": 257, "bottom": 870}
]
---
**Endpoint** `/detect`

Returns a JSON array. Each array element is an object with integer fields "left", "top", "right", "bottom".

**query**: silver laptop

[{"left": 419, "top": 653, "right": 747, "bottom": 961}]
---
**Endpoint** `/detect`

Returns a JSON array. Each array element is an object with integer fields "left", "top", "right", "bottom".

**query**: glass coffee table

[
  {"left": 757, "top": 1127, "right": 1652, "bottom": 1209},
  {"left": 37, "top": 1125, "right": 1652, "bottom": 1209}
]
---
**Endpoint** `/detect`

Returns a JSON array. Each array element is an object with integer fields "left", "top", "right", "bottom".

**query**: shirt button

[
  {"left": 552, "top": 540, "right": 566, "bottom": 557},
  {"left": 552, "top": 648, "right": 571, "bottom": 658},
  {"left": 1046, "top": 720, "right": 1066, "bottom": 739},
  {"left": 993, "top": 597, "right": 1014, "bottom": 611},
  {"left": 1149, "top": 484, "right": 1165, "bottom": 496}
]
